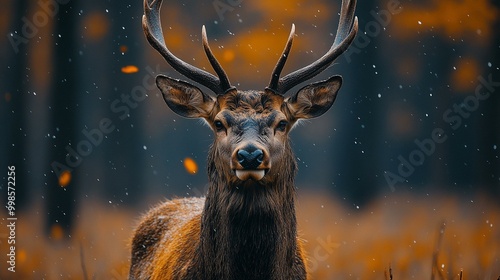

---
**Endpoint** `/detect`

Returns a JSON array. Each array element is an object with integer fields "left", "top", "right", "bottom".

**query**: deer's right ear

[{"left": 156, "top": 75, "right": 216, "bottom": 119}]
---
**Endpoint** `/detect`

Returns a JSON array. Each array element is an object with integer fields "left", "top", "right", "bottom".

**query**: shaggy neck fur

[{"left": 189, "top": 143, "right": 300, "bottom": 280}]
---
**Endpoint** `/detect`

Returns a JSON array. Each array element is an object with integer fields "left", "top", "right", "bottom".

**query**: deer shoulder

[{"left": 130, "top": 197, "right": 203, "bottom": 279}]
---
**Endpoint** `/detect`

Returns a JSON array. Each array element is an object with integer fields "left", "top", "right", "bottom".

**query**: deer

[{"left": 129, "top": 0, "right": 358, "bottom": 279}]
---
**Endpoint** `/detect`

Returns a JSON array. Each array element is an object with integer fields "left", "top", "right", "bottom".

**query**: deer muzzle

[{"left": 232, "top": 144, "right": 270, "bottom": 181}]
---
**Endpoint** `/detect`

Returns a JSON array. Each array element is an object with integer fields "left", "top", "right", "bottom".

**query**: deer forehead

[{"left": 215, "top": 90, "right": 287, "bottom": 122}]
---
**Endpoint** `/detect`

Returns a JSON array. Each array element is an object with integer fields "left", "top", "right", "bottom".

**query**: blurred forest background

[{"left": 0, "top": 0, "right": 499, "bottom": 279}]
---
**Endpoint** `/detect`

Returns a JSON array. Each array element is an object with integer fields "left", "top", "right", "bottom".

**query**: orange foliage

[
  {"left": 0, "top": 193, "right": 498, "bottom": 279},
  {"left": 50, "top": 224, "right": 64, "bottom": 240},
  {"left": 451, "top": 58, "right": 480, "bottom": 92},
  {"left": 392, "top": 0, "right": 498, "bottom": 41},
  {"left": 157, "top": 0, "right": 339, "bottom": 87},
  {"left": 161, "top": 5, "right": 191, "bottom": 51},
  {"left": 17, "top": 249, "right": 27, "bottom": 264},
  {"left": 297, "top": 192, "right": 500, "bottom": 279},
  {"left": 213, "top": 0, "right": 335, "bottom": 85},
  {"left": 82, "top": 12, "right": 109, "bottom": 41},
  {"left": 0, "top": 1, "right": 11, "bottom": 38},
  {"left": 0, "top": 202, "right": 133, "bottom": 279},
  {"left": 222, "top": 49, "right": 235, "bottom": 63}
]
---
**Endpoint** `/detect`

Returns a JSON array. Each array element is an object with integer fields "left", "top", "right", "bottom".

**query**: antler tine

[
  {"left": 201, "top": 26, "right": 235, "bottom": 93},
  {"left": 269, "top": 0, "right": 358, "bottom": 94},
  {"left": 142, "top": 0, "right": 233, "bottom": 95},
  {"left": 267, "top": 24, "right": 295, "bottom": 93},
  {"left": 334, "top": 0, "right": 357, "bottom": 46}
]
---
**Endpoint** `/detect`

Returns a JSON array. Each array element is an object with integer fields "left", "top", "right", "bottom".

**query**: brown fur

[
  {"left": 130, "top": 196, "right": 309, "bottom": 279},
  {"left": 130, "top": 198, "right": 204, "bottom": 279},
  {"left": 134, "top": 0, "right": 352, "bottom": 275},
  {"left": 129, "top": 89, "right": 324, "bottom": 279}
]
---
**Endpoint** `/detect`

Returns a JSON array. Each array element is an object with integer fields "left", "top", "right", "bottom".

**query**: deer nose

[{"left": 237, "top": 148, "right": 264, "bottom": 170}]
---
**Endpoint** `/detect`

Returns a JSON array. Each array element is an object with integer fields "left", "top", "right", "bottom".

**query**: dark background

[{"left": 0, "top": 0, "right": 499, "bottom": 277}]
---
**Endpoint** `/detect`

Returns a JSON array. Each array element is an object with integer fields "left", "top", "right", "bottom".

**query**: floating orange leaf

[
  {"left": 183, "top": 157, "right": 198, "bottom": 174},
  {"left": 121, "top": 65, "right": 139, "bottom": 74},
  {"left": 58, "top": 170, "right": 71, "bottom": 187},
  {"left": 119, "top": 45, "right": 128, "bottom": 53}
]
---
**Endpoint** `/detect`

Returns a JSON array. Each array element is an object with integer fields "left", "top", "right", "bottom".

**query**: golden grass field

[{"left": 0, "top": 191, "right": 498, "bottom": 279}]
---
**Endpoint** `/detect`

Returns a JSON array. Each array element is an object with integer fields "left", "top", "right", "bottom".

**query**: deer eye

[
  {"left": 275, "top": 120, "right": 288, "bottom": 132},
  {"left": 214, "top": 120, "right": 225, "bottom": 131}
]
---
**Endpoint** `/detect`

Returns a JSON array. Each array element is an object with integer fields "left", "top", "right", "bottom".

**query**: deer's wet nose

[{"left": 237, "top": 149, "right": 264, "bottom": 170}]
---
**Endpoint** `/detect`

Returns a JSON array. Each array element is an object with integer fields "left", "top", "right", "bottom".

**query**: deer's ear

[
  {"left": 156, "top": 75, "right": 215, "bottom": 119},
  {"left": 285, "top": 75, "right": 342, "bottom": 120}
]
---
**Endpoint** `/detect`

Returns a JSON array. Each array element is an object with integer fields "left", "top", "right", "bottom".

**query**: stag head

[{"left": 143, "top": 0, "right": 358, "bottom": 184}]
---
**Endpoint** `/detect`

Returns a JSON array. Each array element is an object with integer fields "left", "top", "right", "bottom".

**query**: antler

[
  {"left": 143, "top": 0, "right": 234, "bottom": 95},
  {"left": 267, "top": 0, "right": 359, "bottom": 94}
]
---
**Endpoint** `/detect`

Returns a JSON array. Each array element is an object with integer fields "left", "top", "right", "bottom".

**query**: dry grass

[
  {"left": 297, "top": 191, "right": 500, "bottom": 279},
  {"left": 0, "top": 192, "right": 498, "bottom": 279},
  {"left": 0, "top": 201, "right": 133, "bottom": 280}
]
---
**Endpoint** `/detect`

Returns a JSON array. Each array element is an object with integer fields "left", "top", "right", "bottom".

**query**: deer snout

[
  {"left": 231, "top": 144, "right": 270, "bottom": 181},
  {"left": 237, "top": 149, "right": 264, "bottom": 169}
]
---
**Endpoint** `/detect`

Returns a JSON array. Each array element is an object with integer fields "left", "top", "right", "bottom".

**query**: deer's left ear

[
  {"left": 156, "top": 75, "right": 215, "bottom": 119},
  {"left": 285, "top": 75, "right": 342, "bottom": 120}
]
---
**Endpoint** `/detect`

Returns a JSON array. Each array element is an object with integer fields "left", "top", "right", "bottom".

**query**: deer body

[
  {"left": 130, "top": 91, "right": 308, "bottom": 279},
  {"left": 130, "top": 0, "right": 358, "bottom": 279}
]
